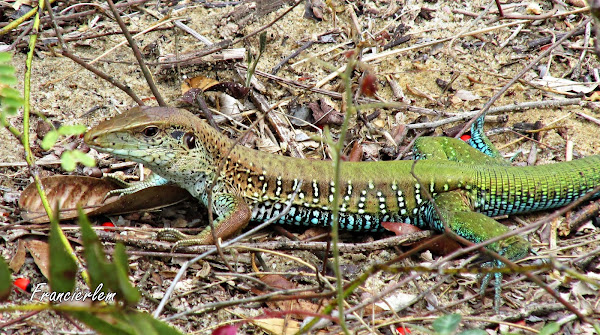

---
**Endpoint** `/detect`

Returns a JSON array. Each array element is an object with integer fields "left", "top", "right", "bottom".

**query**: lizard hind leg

[
  {"left": 432, "top": 191, "right": 530, "bottom": 310},
  {"left": 413, "top": 136, "right": 508, "bottom": 165},
  {"left": 157, "top": 193, "right": 252, "bottom": 248}
]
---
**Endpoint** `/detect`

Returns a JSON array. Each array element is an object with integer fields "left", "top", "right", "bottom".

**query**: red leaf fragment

[
  {"left": 212, "top": 325, "right": 238, "bottom": 335},
  {"left": 381, "top": 222, "right": 422, "bottom": 236},
  {"left": 360, "top": 72, "right": 378, "bottom": 97},
  {"left": 348, "top": 141, "right": 363, "bottom": 162},
  {"left": 14, "top": 278, "right": 31, "bottom": 293},
  {"left": 101, "top": 221, "right": 115, "bottom": 232},
  {"left": 260, "top": 274, "right": 295, "bottom": 290}
]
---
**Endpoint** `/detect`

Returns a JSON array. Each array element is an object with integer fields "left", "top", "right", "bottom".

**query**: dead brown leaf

[
  {"left": 9, "top": 239, "right": 27, "bottom": 273},
  {"left": 348, "top": 141, "right": 363, "bottom": 162},
  {"left": 309, "top": 99, "right": 344, "bottom": 127},
  {"left": 19, "top": 176, "right": 191, "bottom": 223},
  {"left": 19, "top": 175, "right": 120, "bottom": 223},
  {"left": 25, "top": 240, "right": 50, "bottom": 279},
  {"left": 182, "top": 76, "right": 219, "bottom": 93}
]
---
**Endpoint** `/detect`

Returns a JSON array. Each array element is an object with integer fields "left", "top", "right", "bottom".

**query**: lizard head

[{"left": 84, "top": 106, "right": 210, "bottom": 170}]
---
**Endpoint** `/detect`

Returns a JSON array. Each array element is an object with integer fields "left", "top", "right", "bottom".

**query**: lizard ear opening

[
  {"left": 142, "top": 126, "right": 159, "bottom": 137},
  {"left": 183, "top": 132, "right": 197, "bottom": 149}
]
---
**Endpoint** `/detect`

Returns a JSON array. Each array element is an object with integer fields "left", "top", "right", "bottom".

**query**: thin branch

[{"left": 106, "top": 0, "right": 166, "bottom": 106}]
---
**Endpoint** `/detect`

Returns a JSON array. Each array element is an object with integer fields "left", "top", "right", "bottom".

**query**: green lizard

[{"left": 84, "top": 106, "right": 600, "bottom": 307}]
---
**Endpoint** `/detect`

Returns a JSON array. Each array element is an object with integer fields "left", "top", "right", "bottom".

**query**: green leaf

[
  {"left": 71, "top": 149, "right": 96, "bottom": 167},
  {"left": 0, "top": 52, "right": 11, "bottom": 63},
  {"left": 70, "top": 310, "right": 135, "bottom": 335},
  {"left": 58, "top": 124, "right": 87, "bottom": 136},
  {"left": 0, "top": 74, "right": 17, "bottom": 85},
  {"left": 113, "top": 243, "right": 140, "bottom": 305},
  {"left": 433, "top": 314, "right": 462, "bottom": 335},
  {"left": 78, "top": 208, "right": 117, "bottom": 295},
  {"left": 125, "top": 313, "right": 158, "bottom": 335},
  {"left": 259, "top": 31, "right": 267, "bottom": 55},
  {"left": 41, "top": 130, "right": 59, "bottom": 151},
  {"left": 49, "top": 216, "right": 77, "bottom": 293},
  {"left": 128, "top": 311, "right": 184, "bottom": 335},
  {"left": 61, "top": 151, "right": 76, "bottom": 171},
  {"left": 2, "top": 106, "right": 16, "bottom": 115},
  {"left": 0, "top": 64, "right": 15, "bottom": 76},
  {"left": 0, "top": 256, "right": 11, "bottom": 301},
  {"left": 539, "top": 322, "right": 561, "bottom": 335},
  {"left": 77, "top": 208, "right": 138, "bottom": 305},
  {"left": 71, "top": 310, "right": 184, "bottom": 335},
  {"left": 1, "top": 95, "right": 24, "bottom": 108},
  {"left": 1, "top": 86, "right": 22, "bottom": 99},
  {"left": 458, "top": 330, "right": 487, "bottom": 335}
]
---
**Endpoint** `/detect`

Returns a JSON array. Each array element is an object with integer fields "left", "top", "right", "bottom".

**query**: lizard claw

[
  {"left": 478, "top": 237, "right": 531, "bottom": 312},
  {"left": 479, "top": 260, "right": 504, "bottom": 313},
  {"left": 156, "top": 228, "right": 210, "bottom": 251}
]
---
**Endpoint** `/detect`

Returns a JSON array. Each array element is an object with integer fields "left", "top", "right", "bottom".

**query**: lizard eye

[
  {"left": 143, "top": 126, "right": 159, "bottom": 137},
  {"left": 183, "top": 132, "right": 197, "bottom": 149}
]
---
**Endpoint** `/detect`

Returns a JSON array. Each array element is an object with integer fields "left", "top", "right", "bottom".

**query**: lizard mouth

[
  {"left": 84, "top": 130, "right": 123, "bottom": 153},
  {"left": 83, "top": 131, "right": 104, "bottom": 150},
  {"left": 84, "top": 130, "right": 152, "bottom": 159}
]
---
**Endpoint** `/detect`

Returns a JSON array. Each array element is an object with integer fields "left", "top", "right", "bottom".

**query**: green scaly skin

[{"left": 85, "top": 106, "right": 600, "bottom": 308}]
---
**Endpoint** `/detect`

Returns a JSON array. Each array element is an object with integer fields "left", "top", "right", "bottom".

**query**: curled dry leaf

[
  {"left": 531, "top": 75, "right": 598, "bottom": 94},
  {"left": 382, "top": 222, "right": 461, "bottom": 255},
  {"left": 180, "top": 88, "right": 203, "bottom": 105},
  {"left": 348, "top": 141, "right": 363, "bottom": 162},
  {"left": 213, "top": 92, "right": 244, "bottom": 118},
  {"left": 211, "top": 82, "right": 249, "bottom": 99},
  {"left": 182, "top": 76, "right": 220, "bottom": 94},
  {"left": 260, "top": 274, "right": 296, "bottom": 290},
  {"left": 95, "top": 184, "right": 192, "bottom": 218},
  {"left": 19, "top": 176, "right": 191, "bottom": 223},
  {"left": 309, "top": 99, "right": 344, "bottom": 127},
  {"left": 256, "top": 137, "right": 281, "bottom": 154},
  {"left": 25, "top": 240, "right": 50, "bottom": 279},
  {"left": 381, "top": 221, "right": 422, "bottom": 236},
  {"left": 9, "top": 240, "right": 27, "bottom": 273},
  {"left": 360, "top": 72, "right": 378, "bottom": 97},
  {"left": 374, "top": 291, "right": 417, "bottom": 312},
  {"left": 20, "top": 176, "right": 120, "bottom": 223},
  {"left": 183, "top": 75, "right": 249, "bottom": 99},
  {"left": 304, "top": 0, "right": 325, "bottom": 20},
  {"left": 287, "top": 103, "right": 314, "bottom": 127}
]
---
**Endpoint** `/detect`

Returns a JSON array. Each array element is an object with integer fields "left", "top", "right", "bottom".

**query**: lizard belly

[{"left": 248, "top": 198, "right": 438, "bottom": 233}]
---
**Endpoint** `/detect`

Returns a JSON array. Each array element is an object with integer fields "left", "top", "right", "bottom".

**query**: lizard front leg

[
  {"left": 157, "top": 193, "right": 252, "bottom": 248},
  {"left": 104, "top": 173, "right": 169, "bottom": 199}
]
